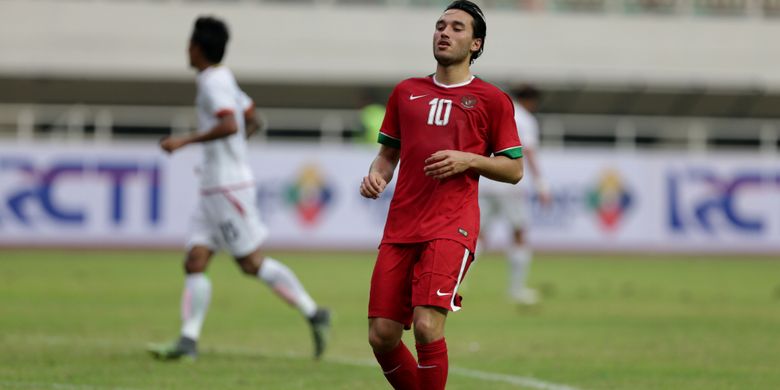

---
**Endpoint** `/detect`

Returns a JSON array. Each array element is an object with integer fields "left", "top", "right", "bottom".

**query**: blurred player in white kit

[
  {"left": 479, "top": 85, "right": 551, "bottom": 306},
  {"left": 148, "top": 16, "right": 330, "bottom": 361}
]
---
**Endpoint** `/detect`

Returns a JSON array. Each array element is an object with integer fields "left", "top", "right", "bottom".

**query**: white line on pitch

[
  {"left": 6, "top": 335, "right": 583, "bottom": 390},
  {"left": 451, "top": 367, "right": 582, "bottom": 390},
  {"left": 0, "top": 380, "right": 139, "bottom": 390}
]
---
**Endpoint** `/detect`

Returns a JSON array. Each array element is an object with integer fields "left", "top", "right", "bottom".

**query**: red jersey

[{"left": 378, "top": 75, "right": 523, "bottom": 252}]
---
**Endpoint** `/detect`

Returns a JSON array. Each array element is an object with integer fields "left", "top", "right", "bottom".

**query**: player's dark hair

[
  {"left": 445, "top": 0, "right": 487, "bottom": 64},
  {"left": 191, "top": 16, "right": 230, "bottom": 64},
  {"left": 514, "top": 85, "right": 541, "bottom": 101}
]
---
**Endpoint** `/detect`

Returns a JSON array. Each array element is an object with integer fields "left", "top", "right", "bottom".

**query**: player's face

[
  {"left": 188, "top": 41, "right": 196, "bottom": 67},
  {"left": 433, "top": 9, "right": 481, "bottom": 67},
  {"left": 188, "top": 41, "right": 202, "bottom": 68},
  {"left": 521, "top": 98, "right": 540, "bottom": 113}
]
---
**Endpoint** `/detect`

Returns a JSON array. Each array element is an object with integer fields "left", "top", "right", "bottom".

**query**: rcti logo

[
  {"left": 668, "top": 169, "right": 780, "bottom": 234},
  {"left": 0, "top": 157, "right": 161, "bottom": 226},
  {"left": 586, "top": 170, "right": 633, "bottom": 230},
  {"left": 284, "top": 164, "right": 334, "bottom": 226}
]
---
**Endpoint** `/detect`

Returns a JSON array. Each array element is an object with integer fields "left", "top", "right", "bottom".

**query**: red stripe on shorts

[{"left": 222, "top": 191, "right": 246, "bottom": 217}]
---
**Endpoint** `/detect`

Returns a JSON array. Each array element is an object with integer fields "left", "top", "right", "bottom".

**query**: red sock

[
  {"left": 374, "top": 341, "right": 420, "bottom": 390},
  {"left": 416, "top": 338, "right": 448, "bottom": 390}
]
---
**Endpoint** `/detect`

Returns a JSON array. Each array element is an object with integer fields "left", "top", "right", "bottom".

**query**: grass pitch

[{"left": 1, "top": 250, "right": 779, "bottom": 389}]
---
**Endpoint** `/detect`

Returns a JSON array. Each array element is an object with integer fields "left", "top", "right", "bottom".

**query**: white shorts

[
  {"left": 479, "top": 190, "right": 531, "bottom": 230},
  {"left": 186, "top": 184, "right": 269, "bottom": 258}
]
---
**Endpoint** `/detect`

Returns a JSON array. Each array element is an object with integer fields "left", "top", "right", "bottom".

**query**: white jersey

[
  {"left": 481, "top": 100, "right": 541, "bottom": 197},
  {"left": 479, "top": 101, "right": 540, "bottom": 227},
  {"left": 195, "top": 65, "right": 254, "bottom": 189},
  {"left": 513, "top": 101, "right": 539, "bottom": 150}
]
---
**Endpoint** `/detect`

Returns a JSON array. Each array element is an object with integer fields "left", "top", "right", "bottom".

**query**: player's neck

[
  {"left": 193, "top": 61, "right": 218, "bottom": 73},
  {"left": 434, "top": 63, "right": 472, "bottom": 87}
]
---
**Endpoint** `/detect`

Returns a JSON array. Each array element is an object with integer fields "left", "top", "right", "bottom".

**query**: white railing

[
  {"left": 0, "top": 104, "right": 361, "bottom": 144},
  {"left": 0, "top": 103, "right": 777, "bottom": 152},
  {"left": 539, "top": 113, "right": 780, "bottom": 152}
]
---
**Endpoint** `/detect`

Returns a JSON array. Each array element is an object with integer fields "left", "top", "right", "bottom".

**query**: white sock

[
  {"left": 507, "top": 246, "right": 532, "bottom": 300},
  {"left": 180, "top": 273, "right": 211, "bottom": 340},
  {"left": 474, "top": 239, "right": 485, "bottom": 261},
  {"left": 257, "top": 257, "right": 318, "bottom": 318}
]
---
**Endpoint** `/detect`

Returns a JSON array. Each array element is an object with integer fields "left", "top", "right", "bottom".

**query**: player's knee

[
  {"left": 368, "top": 324, "right": 401, "bottom": 352},
  {"left": 237, "top": 258, "right": 260, "bottom": 276},
  {"left": 368, "top": 331, "right": 396, "bottom": 352},
  {"left": 183, "top": 254, "right": 208, "bottom": 274},
  {"left": 514, "top": 229, "right": 526, "bottom": 244},
  {"left": 183, "top": 260, "right": 204, "bottom": 274},
  {"left": 412, "top": 321, "right": 435, "bottom": 342},
  {"left": 183, "top": 246, "right": 213, "bottom": 274},
  {"left": 235, "top": 249, "right": 264, "bottom": 276},
  {"left": 412, "top": 315, "right": 444, "bottom": 344}
]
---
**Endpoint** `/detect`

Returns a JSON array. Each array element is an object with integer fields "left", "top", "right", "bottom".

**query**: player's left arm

[
  {"left": 424, "top": 151, "right": 523, "bottom": 184},
  {"left": 424, "top": 91, "right": 524, "bottom": 183},
  {"left": 160, "top": 114, "right": 238, "bottom": 154},
  {"left": 522, "top": 146, "right": 552, "bottom": 205},
  {"left": 523, "top": 147, "right": 541, "bottom": 179},
  {"left": 244, "top": 107, "right": 267, "bottom": 139},
  {"left": 241, "top": 91, "right": 266, "bottom": 139}
]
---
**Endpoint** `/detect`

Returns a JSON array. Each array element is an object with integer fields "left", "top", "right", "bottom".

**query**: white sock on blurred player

[
  {"left": 180, "top": 273, "right": 212, "bottom": 340},
  {"left": 257, "top": 257, "right": 317, "bottom": 318},
  {"left": 474, "top": 239, "right": 485, "bottom": 261},
  {"left": 507, "top": 246, "right": 533, "bottom": 302}
]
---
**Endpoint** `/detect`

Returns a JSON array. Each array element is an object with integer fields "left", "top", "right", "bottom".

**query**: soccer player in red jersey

[{"left": 359, "top": 1, "right": 524, "bottom": 389}]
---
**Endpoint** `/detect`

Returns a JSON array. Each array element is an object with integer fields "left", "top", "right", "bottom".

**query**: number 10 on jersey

[{"left": 427, "top": 98, "right": 452, "bottom": 126}]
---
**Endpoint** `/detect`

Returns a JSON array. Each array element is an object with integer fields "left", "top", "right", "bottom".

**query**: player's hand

[
  {"left": 538, "top": 188, "right": 553, "bottom": 207},
  {"left": 160, "top": 136, "right": 188, "bottom": 154},
  {"left": 424, "top": 150, "right": 474, "bottom": 180},
  {"left": 360, "top": 172, "right": 387, "bottom": 199},
  {"left": 536, "top": 180, "right": 553, "bottom": 207}
]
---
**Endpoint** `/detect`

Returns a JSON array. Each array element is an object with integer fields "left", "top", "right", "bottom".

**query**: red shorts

[{"left": 368, "top": 239, "right": 474, "bottom": 329}]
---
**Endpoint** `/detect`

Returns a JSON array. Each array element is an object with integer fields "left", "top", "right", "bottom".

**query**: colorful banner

[{"left": 1, "top": 143, "right": 778, "bottom": 253}]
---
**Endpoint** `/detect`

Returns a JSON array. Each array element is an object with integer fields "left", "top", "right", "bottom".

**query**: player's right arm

[
  {"left": 160, "top": 114, "right": 237, "bottom": 154},
  {"left": 360, "top": 145, "right": 400, "bottom": 199},
  {"left": 360, "top": 84, "right": 402, "bottom": 199},
  {"left": 161, "top": 80, "right": 241, "bottom": 154}
]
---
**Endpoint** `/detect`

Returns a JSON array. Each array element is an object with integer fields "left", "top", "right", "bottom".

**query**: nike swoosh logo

[
  {"left": 409, "top": 94, "right": 428, "bottom": 101},
  {"left": 436, "top": 289, "right": 453, "bottom": 297}
]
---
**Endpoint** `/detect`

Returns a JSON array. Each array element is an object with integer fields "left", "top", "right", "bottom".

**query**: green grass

[{"left": 1, "top": 250, "right": 780, "bottom": 389}]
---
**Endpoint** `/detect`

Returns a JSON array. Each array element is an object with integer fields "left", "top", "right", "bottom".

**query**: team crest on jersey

[{"left": 460, "top": 95, "right": 477, "bottom": 109}]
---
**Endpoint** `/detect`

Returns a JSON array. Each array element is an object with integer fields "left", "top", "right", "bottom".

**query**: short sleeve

[
  {"left": 489, "top": 93, "right": 523, "bottom": 159},
  {"left": 204, "top": 81, "right": 236, "bottom": 119},
  {"left": 377, "top": 85, "right": 401, "bottom": 149}
]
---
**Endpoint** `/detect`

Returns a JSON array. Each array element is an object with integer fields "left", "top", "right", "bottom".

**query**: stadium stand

[{"left": 0, "top": 0, "right": 778, "bottom": 150}]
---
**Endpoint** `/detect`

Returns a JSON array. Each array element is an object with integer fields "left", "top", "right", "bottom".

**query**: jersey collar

[
  {"left": 197, "top": 64, "right": 222, "bottom": 81},
  {"left": 432, "top": 75, "right": 475, "bottom": 89}
]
